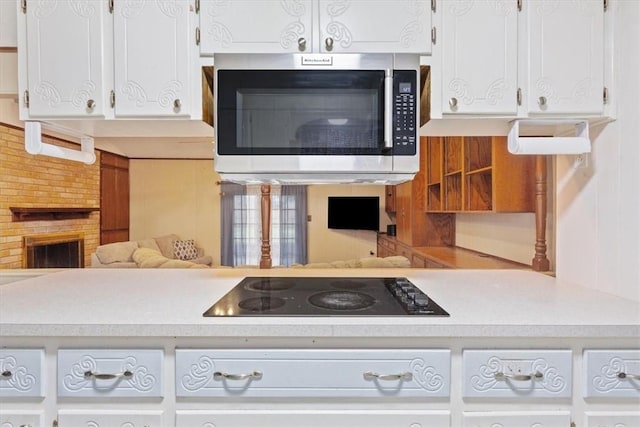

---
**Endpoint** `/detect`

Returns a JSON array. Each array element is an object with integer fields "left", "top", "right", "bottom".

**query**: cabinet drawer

[
  {"left": 463, "top": 411, "right": 571, "bottom": 427},
  {"left": 0, "top": 410, "right": 44, "bottom": 427},
  {"left": 176, "top": 349, "right": 450, "bottom": 398},
  {"left": 585, "top": 411, "right": 640, "bottom": 427},
  {"left": 177, "top": 410, "right": 450, "bottom": 427},
  {"left": 57, "top": 349, "right": 163, "bottom": 398},
  {"left": 462, "top": 349, "right": 572, "bottom": 398},
  {"left": 0, "top": 349, "right": 45, "bottom": 398},
  {"left": 584, "top": 349, "right": 640, "bottom": 398},
  {"left": 58, "top": 410, "right": 163, "bottom": 426}
]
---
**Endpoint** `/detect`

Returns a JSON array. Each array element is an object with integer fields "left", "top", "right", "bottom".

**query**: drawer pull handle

[
  {"left": 617, "top": 371, "right": 640, "bottom": 380},
  {"left": 214, "top": 370, "right": 262, "bottom": 381},
  {"left": 363, "top": 371, "right": 413, "bottom": 381},
  {"left": 84, "top": 370, "right": 133, "bottom": 380},
  {"left": 1, "top": 370, "right": 12, "bottom": 378},
  {"left": 494, "top": 371, "right": 543, "bottom": 381}
]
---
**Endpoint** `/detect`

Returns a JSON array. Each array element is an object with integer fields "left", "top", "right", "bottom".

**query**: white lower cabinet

[
  {"left": 0, "top": 348, "right": 45, "bottom": 398},
  {"left": 584, "top": 411, "right": 640, "bottom": 427},
  {"left": 0, "top": 410, "right": 44, "bottom": 427},
  {"left": 583, "top": 349, "right": 640, "bottom": 398},
  {"left": 176, "top": 409, "right": 449, "bottom": 427},
  {"left": 57, "top": 349, "right": 164, "bottom": 398},
  {"left": 175, "top": 349, "right": 450, "bottom": 398},
  {"left": 462, "top": 349, "right": 572, "bottom": 399},
  {"left": 58, "top": 409, "right": 163, "bottom": 427},
  {"left": 463, "top": 411, "right": 571, "bottom": 427}
]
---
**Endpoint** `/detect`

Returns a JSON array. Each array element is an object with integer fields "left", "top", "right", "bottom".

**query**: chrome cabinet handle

[
  {"left": 1, "top": 370, "right": 12, "bottom": 378},
  {"left": 538, "top": 96, "right": 547, "bottom": 108},
  {"left": 618, "top": 371, "right": 640, "bottom": 380},
  {"left": 298, "top": 37, "right": 306, "bottom": 51},
  {"left": 449, "top": 97, "right": 458, "bottom": 110},
  {"left": 363, "top": 371, "right": 413, "bottom": 381},
  {"left": 84, "top": 370, "right": 133, "bottom": 380},
  {"left": 214, "top": 370, "right": 262, "bottom": 381},
  {"left": 87, "top": 99, "right": 96, "bottom": 110},
  {"left": 325, "top": 37, "right": 334, "bottom": 51},
  {"left": 494, "top": 371, "right": 543, "bottom": 381},
  {"left": 173, "top": 99, "right": 182, "bottom": 110}
]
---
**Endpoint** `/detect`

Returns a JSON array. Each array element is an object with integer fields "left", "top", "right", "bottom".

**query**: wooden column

[
  {"left": 259, "top": 184, "right": 272, "bottom": 269},
  {"left": 532, "top": 155, "right": 551, "bottom": 271}
]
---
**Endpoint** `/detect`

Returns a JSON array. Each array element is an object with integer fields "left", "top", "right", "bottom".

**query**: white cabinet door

[
  {"left": 176, "top": 349, "right": 450, "bottom": 398},
  {"left": 199, "top": 0, "right": 313, "bottom": 54},
  {"left": 585, "top": 412, "right": 640, "bottom": 427},
  {"left": 177, "top": 410, "right": 450, "bottom": 427},
  {"left": 463, "top": 411, "right": 571, "bottom": 427},
  {"left": 0, "top": 410, "right": 44, "bottom": 427},
  {"left": 526, "top": 0, "right": 604, "bottom": 115},
  {"left": 58, "top": 410, "right": 163, "bottom": 427},
  {"left": 57, "top": 349, "right": 163, "bottom": 398},
  {"left": 0, "top": 349, "right": 45, "bottom": 398},
  {"left": 440, "top": 0, "right": 518, "bottom": 115},
  {"left": 583, "top": 349, "right": 640, "bottom": 398},
  {"left": 0, "top": 0, "right": 17, "bottom": 47},
  {"left": 113, "top": 0, "right": 191, "bottom": 117},
  {"left": 318, "top": 0, "right": 431, "bottom": 53},
  {"left": 24, "top": 0, "right": 109, "bottom": 118},
  {"left": 462, "top": 349, "right": 572, "bottom": 399}
]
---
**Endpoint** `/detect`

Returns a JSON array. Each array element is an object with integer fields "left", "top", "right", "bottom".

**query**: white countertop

[{"left": 0, "top": 268, "right": 638, "bottom": 339}]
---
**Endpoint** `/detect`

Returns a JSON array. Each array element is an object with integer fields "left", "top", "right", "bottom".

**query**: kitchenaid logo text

[{"left": 301, "top": 56, "right": 333, "bottom": 66}]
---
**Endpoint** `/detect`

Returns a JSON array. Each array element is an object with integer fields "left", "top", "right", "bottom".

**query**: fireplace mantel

[{"left": 10, "top": 207, "right": 99, "bottom": 222}]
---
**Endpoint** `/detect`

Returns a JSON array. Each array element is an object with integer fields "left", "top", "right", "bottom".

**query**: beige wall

[
  {"left": 129, "top": 162, "right": 392, "bottom": 265},
  {"left": 129, "top": 159, "right": 222, "bottom": 265},
  {"left": 307, "top": 185, "right": 391, "bottom": 263}
]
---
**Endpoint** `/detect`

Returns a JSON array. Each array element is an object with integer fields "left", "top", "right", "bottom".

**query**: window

[{"left": 221, "top": 184, "right": 307, "bottom": 267}]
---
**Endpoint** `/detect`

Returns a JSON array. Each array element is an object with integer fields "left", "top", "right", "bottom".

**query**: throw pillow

[{"left": 173, "top": 239, "right": 198, "bottom": 261}]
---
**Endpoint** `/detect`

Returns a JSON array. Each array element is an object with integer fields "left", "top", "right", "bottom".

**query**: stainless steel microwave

[{"left": 213, "top": 54, "right": 420, "bottom": 184}]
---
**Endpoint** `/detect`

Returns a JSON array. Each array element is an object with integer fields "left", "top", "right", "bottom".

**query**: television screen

[{"left": 327, "top": 196, "right": 380, "bottom": 231}]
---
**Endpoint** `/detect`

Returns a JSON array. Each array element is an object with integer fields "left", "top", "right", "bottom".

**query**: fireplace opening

[{"left": 23, "top": 233, "right": 84, "bottom": 268}]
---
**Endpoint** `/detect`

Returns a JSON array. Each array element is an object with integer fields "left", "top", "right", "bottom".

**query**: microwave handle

[{"left": 384, "top": 72, "right": 393, "bottom": 150}]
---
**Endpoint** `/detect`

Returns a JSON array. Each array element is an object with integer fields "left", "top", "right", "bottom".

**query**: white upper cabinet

[
  {"left": 199, "top": 0, "right": 313, "bottom": 55},
  {"left": 19, "top": 0, "right": 197, "bottom": 120},
  {"left": 114, "top": 0, "right": 191, "bottom": 117},
  {"left": 525, "top": 0, "right": 604, "bottom": 115},
  {"left": 23, "top": 0, "right": 110, "bottom": 118},
  {"left": 317, "top": 0, "right": 431, "bottom": 53},
  {"left": 440, "top": 0, "right": 518, "bottom": 115},
  {"left": 199, "top": 0, "right": 431, "bottom": 55},
  {"left": 0, "top": 0, "right": 18, "bottom": 47}
]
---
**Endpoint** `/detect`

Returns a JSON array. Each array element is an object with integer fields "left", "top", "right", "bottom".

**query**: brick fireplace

[
  {"left": 0, "top": 123, "right": 101, "bottom": 269},
  {"left": 23, "top": 232, "right": 85, "bottom": 268}
]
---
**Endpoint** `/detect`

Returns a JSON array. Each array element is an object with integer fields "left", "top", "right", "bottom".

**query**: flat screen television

[{"left": 327, "top": 196, "right": 380, "bottom": 231}]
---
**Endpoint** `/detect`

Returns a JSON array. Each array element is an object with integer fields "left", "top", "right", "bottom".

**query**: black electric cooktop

[{"left": 203, "top": 277, "right": 449, "bottom": 317}]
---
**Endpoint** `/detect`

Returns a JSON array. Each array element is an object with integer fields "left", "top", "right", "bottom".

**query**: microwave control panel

[{"left": 392, "top": 70, "right": 418, "bottom": 155}]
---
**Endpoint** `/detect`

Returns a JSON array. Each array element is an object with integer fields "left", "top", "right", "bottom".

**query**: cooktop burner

[{"left": 203, "top": 277, "right": 449, "bottom": 317}]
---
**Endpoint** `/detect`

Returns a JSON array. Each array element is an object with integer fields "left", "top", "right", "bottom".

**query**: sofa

[{"left": 90, "top": 234, "right": 213, "bottom": 268}]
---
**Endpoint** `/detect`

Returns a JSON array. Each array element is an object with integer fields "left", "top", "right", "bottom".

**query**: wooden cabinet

[
  {"left": 100, "top": 152, "right": 129, "bottom": 245},
  {"left": 526, "top": 0, "right": 604, "bottom": 115},
  {"left": 426, "top": 136, "right": 534, "bottom": 213},
  {"left": 384, "top": 185, "right": 396, "bottom": 214},
  {"left": 19, "top": 0, "right": 196, "bottom": 119},
  {"left": 440, "top": 0, "right": 518, "bottom": 115},
  {"left": 199, "top": 0, "right": 431, "bottom": 54},
  {"left": 395, "top": 137, "right": 455, "bottom": 247}
]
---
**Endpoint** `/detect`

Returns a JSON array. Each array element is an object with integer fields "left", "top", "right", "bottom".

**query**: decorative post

[
  {"left": 532, "top": 155, "right": 550, "bottom": 271},
  {"left": 260, "top": 184, "right": 272, "bottom": 269}
]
